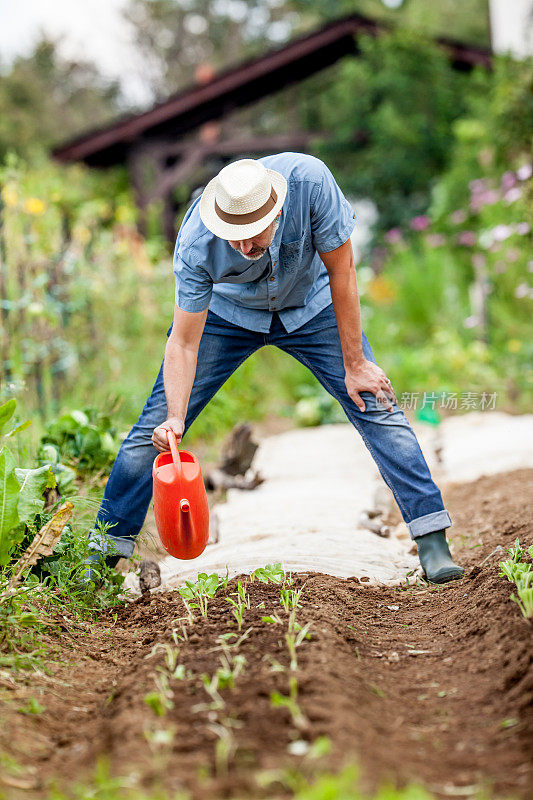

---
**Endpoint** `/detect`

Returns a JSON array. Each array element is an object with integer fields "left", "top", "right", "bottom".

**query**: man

[{"left": 87, "top": 152, "right": 464, "bottom": 584}]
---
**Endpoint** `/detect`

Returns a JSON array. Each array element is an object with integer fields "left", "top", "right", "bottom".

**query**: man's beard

[{"left": 239, "top": 218, "right": 280, "bottom": 261}]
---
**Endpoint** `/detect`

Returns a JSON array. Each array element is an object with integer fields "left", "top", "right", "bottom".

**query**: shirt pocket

[
  {"left": 279, "top": 233, "right": 308, "bottom": 273},
  {"left": 218, "top": 259, "right": 267, "bottom": 284}
]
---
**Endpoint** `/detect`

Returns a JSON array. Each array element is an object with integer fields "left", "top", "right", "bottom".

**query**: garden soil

[{"left": 1, "top": 468, "right": 532, "bottom": 800}]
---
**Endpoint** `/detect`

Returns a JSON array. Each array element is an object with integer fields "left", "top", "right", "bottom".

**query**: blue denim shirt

[{"left": 173, "top": 152, "right": 356, "bottom": 333}]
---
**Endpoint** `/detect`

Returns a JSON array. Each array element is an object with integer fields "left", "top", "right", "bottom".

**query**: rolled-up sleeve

[
  {"left": 310, "top": 164, "right": 356, "bottom": 253},
  {"left": 173, "top": 252, "right": 213, "bottom": 312}
]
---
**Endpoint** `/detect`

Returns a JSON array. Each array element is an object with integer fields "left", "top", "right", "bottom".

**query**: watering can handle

[{"left": 167, "top": 429, "right": 182, "bottom": 478}]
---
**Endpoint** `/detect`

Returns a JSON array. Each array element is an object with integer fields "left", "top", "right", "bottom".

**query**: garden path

[{"left": 124, "top": 411, "right": 533, "bottom": 593}]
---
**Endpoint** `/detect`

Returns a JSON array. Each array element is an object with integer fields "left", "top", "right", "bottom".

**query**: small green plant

[
  {"left": 285, "top": 611, "right": 313, "bottom": 671},
  {"left": 271, "top": 675, "right": 308, "bottom": 731},
  {"left": 18, "top": 696, "right": 45, "bottom": 715},
  {"left": 144, "top": 673, "right": 174, "bottom": 716},
  {"left": 499, "top": 539, "right": 533, "bottom": 619},
  {"left": 225, "top": 579, "right": 250, "bottom": 630},
  {"left": 207, "top": 715, "right": 243, "bottom": 777},
  {"left": 280, "top": 584, "right": 305, "bottom": 612},
  {"left": 178, "top": 572, "right": 220, "bottom": 618},
  {"left": 251, "top": 562, "right": 285, "bottom": 584}
]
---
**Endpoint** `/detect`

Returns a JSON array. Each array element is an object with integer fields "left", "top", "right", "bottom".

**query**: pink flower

[
  {"left": 500, "top": 171, "right": 516, "bottom": 190},
  {"left": 492, "top": 224, "right": 513, "bottom": 242},
  {"left": 450, "top": 210, "right": 467, "bottom": 225},
  {"left": 517, "top": 164, "right": 532, "bottom": 181},
  {"left": 426, "top": 233, "right": 446, "bottom": 247},
  {"left": 385, "top": 227, "right": 403, "bottom": 244},
  {"left": 503, "top": 187, "right": 523, "bottom": 204},
  {"left": 505, "top": 248, "right": 520, "bottom": 263},
  {"left": 469, "top": 178, "right": 487, "bottom": 194},
  {"left": 514, "top": 283, "right": 531, "bottom": 299},
  {"left": 458, "top": 231, "right": 476, "bottom": 246},
  {"left": 470, "top": 190, "right": 499, "bottom": 212},
  {"left": 515, "top": 222, "right": 530, "bottom": 235},
  {"left": 409, "top": 215, "right": 431, "bottom": 231}
]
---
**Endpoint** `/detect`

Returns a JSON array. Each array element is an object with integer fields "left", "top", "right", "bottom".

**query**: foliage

[
  {"left": 310, "top": 30, "right": 469, "bottom": 231},
  {"left": 38, "top": 407, "right": 121, "bottom": 475},
  {"left": 294, "top": 383, "right": 344, "bottom": 427},
  {"left": 287, "top": 0, "right": 490, "bottom": 46},
  {"left": 124, "top": 0, "right": 298, "bottom": 100},
  {"left": 0, "top": 38, "right": 123, "bottom": 163},
  {"left": 0, "top": 399, "right": 59, "bottom": 567},
  {"left": 358, "top": 55, "right": 533, "bottom": 410},
  {"left": 0, "top": 150, "right": 171, "bottom": 425}
]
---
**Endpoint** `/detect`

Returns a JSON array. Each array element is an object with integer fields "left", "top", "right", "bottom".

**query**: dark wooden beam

[{"left": 51, "top": 13, "right": 492, "bottom": 168}]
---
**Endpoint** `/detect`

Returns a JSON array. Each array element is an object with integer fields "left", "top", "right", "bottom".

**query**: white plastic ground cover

[{"left": 123, "top": 411, "right": 533, "bottom": 595}]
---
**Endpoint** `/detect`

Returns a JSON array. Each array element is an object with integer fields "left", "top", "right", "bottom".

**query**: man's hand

[
  {"left": 345, "top": 359, "right": 397, "bottom": 413},
  {"left": 152, "top": 417, "right": 185, "bottom": 453}
]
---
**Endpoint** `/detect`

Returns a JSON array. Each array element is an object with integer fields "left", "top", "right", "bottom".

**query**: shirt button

[
  {"left": 269, "top": 276, "right": 275, "bottom": 281},
  {"left": 273, "top": 261, "right": 277, "bottom": 266},
  {"left": 271, "top": 296, "right": 276, "bottom": 300}
]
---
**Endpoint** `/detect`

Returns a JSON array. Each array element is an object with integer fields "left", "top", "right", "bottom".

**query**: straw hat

[{"left": 199, "top": 158, "right": 287, "bottom": 240}]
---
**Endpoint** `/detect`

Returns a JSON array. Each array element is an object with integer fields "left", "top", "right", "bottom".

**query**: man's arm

[
  {"left": 319, "top": 239, "right": 397, "bottom": 413},
  {"left": 152, "top": 304, "right": 208, "bottom": 452}
]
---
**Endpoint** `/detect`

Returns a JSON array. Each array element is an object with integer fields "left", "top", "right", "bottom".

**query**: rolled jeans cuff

[
  {"left": 408, "top": 510, "right": 452, "bottom": 540},
  {"left": 87, "top": 528, "right": 136, "bottom": 559}
]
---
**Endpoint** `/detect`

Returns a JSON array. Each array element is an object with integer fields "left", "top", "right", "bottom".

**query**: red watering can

[{"left": 152, "top": 430, "right": 209, "bottom": 559}]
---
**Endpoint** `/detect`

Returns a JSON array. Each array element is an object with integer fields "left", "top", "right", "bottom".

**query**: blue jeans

[{"left": 88, "top": 304, "right": 451, "bottom": 558}]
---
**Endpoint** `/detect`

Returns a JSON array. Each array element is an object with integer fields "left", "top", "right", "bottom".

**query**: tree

[
  {"left": 122, "top": 0, "right": 300, "bottom": 100},
  {"left": 0, "top": 38, "right": 123, "bottom": 163},
  {"left": 303, "top": 30, "right": 470, "bottom": 230}
]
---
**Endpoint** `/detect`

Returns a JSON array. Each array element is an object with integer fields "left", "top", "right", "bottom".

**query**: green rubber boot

[{"left": 416, "top": 529, "right": 465, "bottom": 584}]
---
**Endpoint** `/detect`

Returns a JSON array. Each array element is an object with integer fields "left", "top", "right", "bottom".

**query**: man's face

[{"left": 227, "top": 213, "right": 281, "bottom": 260}]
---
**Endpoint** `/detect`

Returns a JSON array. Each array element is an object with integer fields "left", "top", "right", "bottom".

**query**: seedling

[
  {"left": 262, "top": 613, "right": 283, "bottom": 625},
  {"left": 18, "top": 697, "right": 45, "bottom": 715},
  {"left": 207, "top": 715, "right": 242, "bottom": 777},
  {"left": 144, "top": 673, "right": 174, "bottom": 716},
  {"left": 225, "top": 580, "right": 250, "bottom": 630},
  {"left": 270, "top": 675, "right": 308, "bottom": 731},
  {"left": 250, "top": 562, "right": 285, "bottom": 584},
  {"left": 499, "top": 539, "right": 533, "bottom": 619},
  {"left": 147, "top": 642, "right": 180, "bottom": 673},
  {"left": 178, "top": 572, "right": 220, "bottom": 617},
  {"left": 285, "top": 618, "right": 313, "bottom": 671},
  {"left": 280, "top": 584, "right": 305, "bottom": 612}
]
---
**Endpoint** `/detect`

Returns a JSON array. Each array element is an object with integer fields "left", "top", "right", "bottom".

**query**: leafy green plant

[
  {"left": 251, "top": 562, "right": 285, "bottom": 584},
  {"left": 38, "top": 407, "right": 120, "bottom": 475},
  {"left": 177, "top": 572, "right": 220, "bottom": 618},
  {"left": 294, "top": 384, "right": 344, "bottom": 428},
  {"left": 0, "top": 399, "right": 61, "bottom": 568}
]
